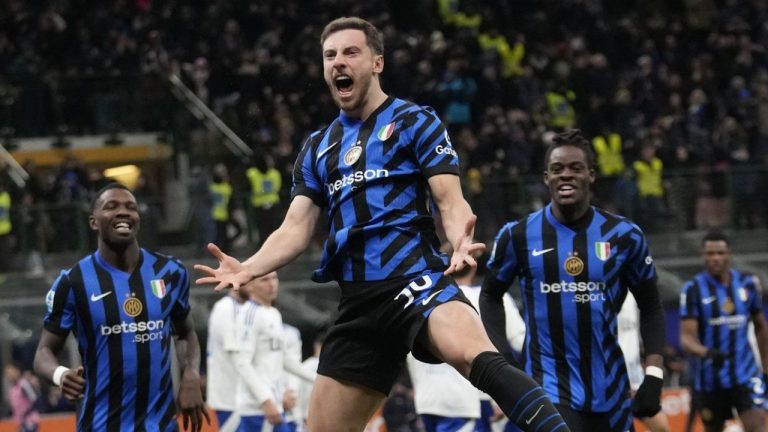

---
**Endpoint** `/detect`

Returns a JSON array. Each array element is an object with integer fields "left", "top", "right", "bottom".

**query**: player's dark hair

[
  {"left": 702, "top": 230, "right": 729, "bottom": 246},
  {"left": 320, "top": 17, "right": 384, "bottom": 56},
  {"left": 90, "top": 182, "right": 132, "bottom": 212},
  {"left": 543, "top": 129, "right": 596, "bottom": 170}
]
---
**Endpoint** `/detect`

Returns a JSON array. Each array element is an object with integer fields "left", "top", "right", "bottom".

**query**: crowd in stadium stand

[{"left": 3, "top": 0, "right": 768, "bottom": 249}]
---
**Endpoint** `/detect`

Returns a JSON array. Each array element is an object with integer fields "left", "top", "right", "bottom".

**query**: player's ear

[
  {"left": 373, "top": 54, "right": 384, "bottom": 73},
  {"left": 589, "top": 168, "right": 596, "bottom": 183},
  {"left": 543, "top": 169, "right": 550, "bottom": 186},
  {"left": 88, "top": 214, "right": 98, "bottom": 231}
]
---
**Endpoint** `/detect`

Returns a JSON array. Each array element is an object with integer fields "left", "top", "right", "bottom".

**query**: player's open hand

[
  {"left": 193, "top": 243, "right": 252, "bottom": 291},
  {"left": 177, "top": 369, "right": 210, "bottom": 432},
  {"left": 61, "top": 366, "right": 85, "bottom": 401},
  {"left": 444, "top": 215, "right": 486, "bottom": 275}
]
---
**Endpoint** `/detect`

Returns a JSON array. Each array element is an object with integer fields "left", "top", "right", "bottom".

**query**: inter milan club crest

[
  {"left": 377, "top": 122, "right": 396, "bottom": 141},
  {"left": 151, "top": 279, "right": 166, "bottom": 299},
  {"left": 722, "top": 297, "right": 735, "bottom": 315},
  {"left": 344, "top": 144, "right": 363, "bottom": 166},
  {"left": 123, "top": 294, "right": 143, "bottom": 317},
  {"left": 595, "top": 242, "right": 611, "bottom": 261},
  {"left": 564, "top": 253, "right": 584, "bottom": 276}
]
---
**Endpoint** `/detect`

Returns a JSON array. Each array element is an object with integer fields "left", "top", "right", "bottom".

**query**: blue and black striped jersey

[
  {"left": 292, "top": 96, "right": 460, "bottom": 282},
  {"left": 44, "top": 249, "right": 190, "bottom": 432},
  {"left": 680, "top": 270, "right": 763, "bottom": 392},
  {"left": 487, "top": 205, "right": 656, "bottom": 416}
]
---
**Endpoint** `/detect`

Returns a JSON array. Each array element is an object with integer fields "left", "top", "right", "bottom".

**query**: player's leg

[
  {"left": 422, "top": 301, "right": 568, "bottom": 432},
  {"left": 305, "top": 374, "right": 385, "bottom": 432},
  {"left": 698, "top": 390, "right": 728, "bottom": 432},
  {"left": 739, "top": 408, "right": 766, "bottom": 432},
  {"left": 640, "top": 410, "right": 670, "bottom": 432}
]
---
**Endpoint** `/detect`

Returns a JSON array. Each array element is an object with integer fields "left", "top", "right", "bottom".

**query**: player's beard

[{"left": 333, "top": 73, "right": 372, "bottom": 114}]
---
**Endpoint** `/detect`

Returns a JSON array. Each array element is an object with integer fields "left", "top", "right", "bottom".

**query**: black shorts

[
  {"left": 317, "top": 270, "right": 473, "bottom": 395},
  {"left": 697, "top": 379, "right": 766, "bottom": 426},
  {"left": 555, "top": 403, "right": 634, "bottom": 432}
]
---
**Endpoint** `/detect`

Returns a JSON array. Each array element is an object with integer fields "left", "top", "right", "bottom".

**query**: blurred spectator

[
  {"left": 4, "top": 364, "right": 40, "bottom": 432},
  {"left": 591, "top": 127, "right": 626, "bottom": 212},
  {"left": 245, "top": 154, "right": 282, "bottom": 247},
  {"left": 188, "top": 166, "right": 214, "bottom": 257},
  {"left": 0, "top": 178, "right": 13, "bottom": 271},
  {"left": 209, "top": 163, "right": 241, "bottom": 254},
  {"left": 435, "top": 54, "right": 477, "bottom": 129},
  {"left": 633, "top": 142, "right": 665, "bottom": 233}
]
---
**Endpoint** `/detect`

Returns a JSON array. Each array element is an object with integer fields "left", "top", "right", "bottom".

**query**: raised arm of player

[
  {"left": 427, "top": 174, "right": 485, "bottom": 275},
  {"left": 195, "top": 195, "right": 321, "bottom": 290},
  {"left": 174, "top": 314, "right": 210, "bottom": 432}
]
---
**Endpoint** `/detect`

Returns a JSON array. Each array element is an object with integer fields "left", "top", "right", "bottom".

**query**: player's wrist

[
  {"left": 52, "top": 365, "right": 70, "bottom": 386},
  {"left": 645, "top": 366, "right": 664, "bottom": 380}
]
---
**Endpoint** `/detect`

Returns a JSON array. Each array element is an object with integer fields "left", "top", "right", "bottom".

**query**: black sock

[{"left": 468, "top": 351, "right": 570, "bottom": 432}]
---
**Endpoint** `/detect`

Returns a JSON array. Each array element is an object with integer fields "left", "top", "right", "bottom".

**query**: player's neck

[
  {"left": 709, "top": 269, "right": 731, "bottom": 285},
  {"left": 343, "top": 86, "right": 388, "bottom": 121},
  {"left": 551, "top": 202, "right": 591, "bottom": 225},
  {"left": 98, "top": 242, "right": 140, "bottom": 273}
]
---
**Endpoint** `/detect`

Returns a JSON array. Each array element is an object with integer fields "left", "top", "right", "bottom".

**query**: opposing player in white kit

[
  {"left": 282, "top": 323, "right": 303, "bottom": 432},
  {"left": 231, "top": 272, "right": 315, "bottom": 432},
  {"left": 407, "top": 262, "right": 526, "bottom": 432},
  {"left": 617, "top": 292, "right": 670, "bottom": 432},
  {"left": 207, "top": 280, "right": 251, "bottom": 431}
]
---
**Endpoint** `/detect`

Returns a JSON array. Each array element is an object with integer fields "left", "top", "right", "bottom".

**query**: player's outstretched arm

[
  {"left": 427, "top": 174, "right": 485, "bottom": 275},
  {"left": 174, "top": 314, "right": 210, "bottom": 432},
  {"left": 194, "top": 195, "right": 321, "bottom": 290},
  {"left": 34, "top": 328, "right": 85, "bottom": 401}
]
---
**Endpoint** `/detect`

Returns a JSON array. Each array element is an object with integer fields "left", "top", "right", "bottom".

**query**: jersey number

[{"left": 394, "top": 275, "right": 434, "bottom": 308}]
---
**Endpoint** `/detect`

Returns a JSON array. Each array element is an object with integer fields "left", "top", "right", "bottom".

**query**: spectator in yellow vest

[
  {"left": 0, "top": 181, "right": 12, "bottom": 272},
  {"left": 633, "top": 143, "right": 665, "bottom": 233},
  {"left": 209, "top": 163, "right": 241, "bottom": 254},
  {"left": 592, "top": 129, "right": 626, "bottom": 212},
  {"left": 246, "top": 154, "right": 282, "bottom": 247}
]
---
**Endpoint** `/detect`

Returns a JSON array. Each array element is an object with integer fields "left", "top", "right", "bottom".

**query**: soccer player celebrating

[
  {"left": 195, "top": 16, "right": 568, "bottom": 432},
  {"left": 33, "top": 183, "right": 209, "bottom": 431},
  {"left": 679, "top": 231, "right": 768, "bottom": 432},
  {"left": 480, "top": 129, "right": 666, "bottom": 431}
]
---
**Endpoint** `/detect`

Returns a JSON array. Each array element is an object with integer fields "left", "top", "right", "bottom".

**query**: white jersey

[
  {"left": 408, "top": 284, "right": 526, "bottom": 415},
  {"left": 462, "top": 285, "right": 525, "bottom": 402},
  {"left": 298, "top": 356, "right": 319, "bottom": 429},
  {"left": 206, "top": 296, "right": 244, "bottom": 411},
  {"left": 282, "top": 324, "right": 303, "bottom": 424},
  {"left": 235, "top": 301, "right": 287, "bottom": 415},
  {"left": 617, "top": 292, "right": 644, "bottom": 391}
]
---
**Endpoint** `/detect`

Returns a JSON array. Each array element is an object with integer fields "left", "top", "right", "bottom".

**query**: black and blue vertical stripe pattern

[
  {"left": 487, "top": 204, "right": 655, "bottom": 424},
  {"left": 292, "top": 97, "right": 460, "bottom": 283},
  {"left": 43, "top": 249, "right": 189, "bottom": 432},
  {"left": 680, "top": 270, "right": 762, "bottom": 392}
]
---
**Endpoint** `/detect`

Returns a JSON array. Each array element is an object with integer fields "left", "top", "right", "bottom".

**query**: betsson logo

[
  {"left": 539, "top": 281, "right": 607, "bottom": 304},
  {"left": 325, "top": 169, "right": 389, "bottom": 195},
  {"left": 101, "top": 320, "right": 165, "bottom": 343}
]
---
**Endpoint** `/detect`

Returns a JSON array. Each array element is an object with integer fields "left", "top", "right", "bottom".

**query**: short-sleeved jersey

[
  {"left": 292, "top": 96, "right": 459, "bottom": 283},
  {"left": 235, "top": 301, "right": 286, "bottom": 416},
  {"left": 486, "top": 204, "right": 656, "bottom": 413},
  {"left": 43, "top": 249, "right": 190, "bottom": 432},
  {"left": 206, "top": 296, "right": 243, "bottom": 411},
  {"left": 680, "top": 270, "right": 763, "bottom": 391}
]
